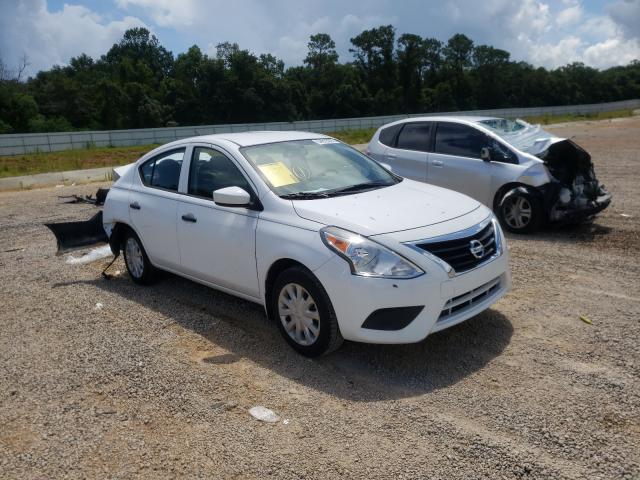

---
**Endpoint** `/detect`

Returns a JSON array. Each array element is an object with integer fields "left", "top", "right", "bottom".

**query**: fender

[{"left": 498, "top": 185, "right": 542, "bottom": 209}]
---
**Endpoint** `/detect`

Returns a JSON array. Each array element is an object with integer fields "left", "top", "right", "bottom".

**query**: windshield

[
  {"left": 241, "top": 139, "right": 400, "bottom": 198},
  {"left": 479, "top": 118, "right": 528, "bottom": 134},
  {"left": 477, "top": 118, "right": 554, "bottom": 153}
]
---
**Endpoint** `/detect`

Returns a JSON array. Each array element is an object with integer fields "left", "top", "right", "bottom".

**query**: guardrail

[{"left": 1, "top": 99, "right": 638, "bottom": 156}]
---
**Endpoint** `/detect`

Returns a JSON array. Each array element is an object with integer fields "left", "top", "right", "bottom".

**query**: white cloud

[
  {"left": 606, "top": 0, "right": 640, "bottom": 39},
  {"left": 525, "top": 35, "right": 584, "bottom": 67},
  {"left": 115, "top": 0, "right": 196, "bottom": 27},
  {"left": 509, "top": 0, "right": 552, "bottom": 36},
  {"left": 0, "top": 0, "right": 147, "bottom": 77},
  {"left": 556, "top": 3, "right": 582, "bottom": 26},
  {"left": 448, "top": 0, "right": 639, "bottom": 68},
  {"left": 1, "top": 0, "right": 638, "bottom": 75},
  {"left": 583, "top": 37, "right": 640, "bottom": 68}
]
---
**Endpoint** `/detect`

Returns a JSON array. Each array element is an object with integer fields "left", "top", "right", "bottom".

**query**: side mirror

[
  {"left": 480, "top": 147, "right": 492, "bottom": 162},
  {"left": 213, "top": 186, "right": 251, "bottom": 207},
  {"left": 379, "top": 162, "right": 393, "bottom": 171}
]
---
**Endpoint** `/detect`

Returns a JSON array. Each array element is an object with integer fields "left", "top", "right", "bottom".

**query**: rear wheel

[
  {"left": 498, "top": 189, "right": 544, "bottom": 234},
  {"left": 123, "top": 230, "right": 156, "bottom": 285},
  {"left": 271, "top": 266, "right": 343, "bottom": 357}
]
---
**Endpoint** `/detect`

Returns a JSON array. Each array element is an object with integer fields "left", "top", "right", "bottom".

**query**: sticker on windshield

[
  {"left": 312, "top": 138, "right": 340, "bottom": 145},
  {"left": 258, "top": 162, "right": 299, "bottom": 187}
]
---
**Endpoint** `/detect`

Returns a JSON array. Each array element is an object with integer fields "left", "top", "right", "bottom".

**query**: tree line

[{"left": 0, "top": 26, "right": 638, "bottom": 134}]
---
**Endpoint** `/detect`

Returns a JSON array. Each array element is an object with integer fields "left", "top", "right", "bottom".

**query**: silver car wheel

[
  {"left": 125, "top": 237, "right": 145, "bottom": 278},
  {"left": 277, "top": 283, "right": 320, "bottom": 346},
  {"left": 504, "top": 196, "right": 532, "bottom": 230}
]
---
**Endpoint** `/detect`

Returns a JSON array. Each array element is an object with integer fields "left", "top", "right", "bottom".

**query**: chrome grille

[
  {"left": 439, "top": 277, "right": 501, "bottom": 322},
  {"left": 415, "top": 221, "right": 496, "bottom": 274}
]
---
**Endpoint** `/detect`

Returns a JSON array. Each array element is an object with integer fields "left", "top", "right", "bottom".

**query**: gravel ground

[{"left": 1, "top": 117, "right": 639, "bottom": 479}]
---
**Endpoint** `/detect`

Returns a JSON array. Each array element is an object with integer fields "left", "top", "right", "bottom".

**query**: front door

[
  {"left": 177, "top": 145, "right": 260, "bottom": 298},
  {"left": 428, "top": 122, "right": 493, "bottom": 205}
]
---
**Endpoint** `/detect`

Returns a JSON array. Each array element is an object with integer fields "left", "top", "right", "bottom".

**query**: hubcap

[
  {"left": 277, "top": 283, "right": 320, "bottom": 346},
  {"left": 503, "top": 196, "right": 532, "bottom": 229},
  {"left": 125, "top": 237, "right": 145, "bottom": 278}
]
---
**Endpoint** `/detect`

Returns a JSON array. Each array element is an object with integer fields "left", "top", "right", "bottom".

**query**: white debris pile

[
  {"left": 65, "top": 245, "right": 113, "bottom": 265},
  {"left": 248, "top": 406, "right": 280, "bottom": 423}
]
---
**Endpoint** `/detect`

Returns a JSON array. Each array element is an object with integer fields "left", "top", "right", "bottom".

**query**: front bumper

[
  {"left": 540, "top": 181, "right": 612, "bottom": 223},
  {"left": 312, "top": 242, "right": 511, "bottom": 344},
  {"left": 549, "top": 189, "right": 612, "bottom": 222}
]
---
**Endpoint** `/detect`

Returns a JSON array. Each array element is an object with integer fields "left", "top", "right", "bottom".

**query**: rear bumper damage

[{"left": 45, "top": 211, "right": 108, "bottom": 255}]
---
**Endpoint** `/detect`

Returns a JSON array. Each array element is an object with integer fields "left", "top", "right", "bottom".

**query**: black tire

[
  {"left": 271, "top": 266, "right": 343, "bottom": 357},
  {"left": 498, "top": 189, "right": 544, "bottom": 234},
  {"left": 122, "top": 229, "right": 157, "bottom": 285}
]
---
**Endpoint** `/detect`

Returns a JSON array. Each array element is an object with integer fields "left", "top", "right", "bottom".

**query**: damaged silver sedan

[{"left": 366, "top": 116, "right": 611, "bottom": 233}]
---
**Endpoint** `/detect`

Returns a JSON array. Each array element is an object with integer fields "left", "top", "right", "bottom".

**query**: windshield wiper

[
  {"left": 280, "top": 191, "right": 330, "bottom": 200},
  {"left": 325, "top": 180, "right": 395, "bottom": 196}
]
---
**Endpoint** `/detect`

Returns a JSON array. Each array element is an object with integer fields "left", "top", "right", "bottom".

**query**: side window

[
  {"left": 139, "top": 148, "right": 185, "bottom": 191},
  {"left": 188, "top": 147, "right": 252, "bottom": 199},
  {"left": 435, "top": 123, "right": 489, "bottom": 159},
  {"left": 395, "top": 122, "right": 432, "bottom": 151},
  {"left": 489, "top": 138, "right": 518, "bottom": 164},
  {"left": 379, "top": 124, "right": 402, "bottom": 147}
]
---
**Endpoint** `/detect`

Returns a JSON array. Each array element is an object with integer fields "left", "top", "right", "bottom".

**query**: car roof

[
  {"left": 382, "top": 115, "right": 500, "bottom": 128},
  {"left": 162, "top": 130, "right": 332, "bottom": 148}
]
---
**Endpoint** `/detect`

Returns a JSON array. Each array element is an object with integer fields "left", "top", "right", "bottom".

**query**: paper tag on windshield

[
  {"left": 312, "top": 138, "right": 340, "bottom": 144},
  {"left": 258, "top": 162, "right": 298, "bottom": 187}
]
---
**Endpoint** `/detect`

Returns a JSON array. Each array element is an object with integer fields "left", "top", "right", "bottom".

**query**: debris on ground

[
  {"left": 58, "top": 188, "right": 109, "bottom": 206},
  {"left": 249, "top": 406, "right": 280, "bottom": 423},
  {"left": 65, "top": 245, "right": 113, "bottom": 265},
  {"left": 94, "top": 302, "right": 104, "bottom": 311},
  {"left": 579, "top": 314, "right": 593, "bottom": 325}
]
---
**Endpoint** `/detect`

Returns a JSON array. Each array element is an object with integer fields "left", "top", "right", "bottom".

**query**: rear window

[
  {"left": 139, "top": 148, "right": 185, "bottom": 191},
  {"left": 379, "top": 124, "right": 402, "bottom": 146},
  {"left": 396, "top": 122, "right": 431, "bottom": 151}
]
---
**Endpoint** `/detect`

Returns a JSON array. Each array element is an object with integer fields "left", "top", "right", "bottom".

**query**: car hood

[
  {"left": 292, "top": 179, "right": 481, "bottom": 236},
  {"left": 493, "top": 123, "right": 566, "bottom": 155}
]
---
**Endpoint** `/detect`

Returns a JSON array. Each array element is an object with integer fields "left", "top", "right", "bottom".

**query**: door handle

[
  {"left": 129, "top": 202, "right": 141, "bottom": 210},
  {"left": 181, "top": 213, "right": 197, "bottom": 223},
  {"left": 432, "top": 159, "right": 444, "bottom": 167},
  {"left": 386, "top": 153, "right": 397, "bottom": 159}
]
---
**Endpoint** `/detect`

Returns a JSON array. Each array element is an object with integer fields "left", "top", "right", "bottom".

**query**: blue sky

[{"left": 1, "top": 0, "right": 639, "bottom": 77}]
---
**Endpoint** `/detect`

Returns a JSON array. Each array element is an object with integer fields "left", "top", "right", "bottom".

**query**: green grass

[
  {"left": 523, "top": 109, "right": 634, "bottom": 125},
  {"left": 0, "top": 144, "right": 158, "bottom": 179},
  {"left": 328, "top": 127, "right": 377, "bottom": 145},
  {"left": 1, "top": 109, "right": 634, "bottom": 179}
]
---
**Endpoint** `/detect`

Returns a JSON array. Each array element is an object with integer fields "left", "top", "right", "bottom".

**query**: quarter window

[
  {"left": 396, "top": 122, "right": 432, "bottom": 151},
  {"left": 435, "top": 123, "right": 489, "bottom": 159},
  {"left": 379, "top": 124, "right": 402, "bottom": 147},
  {"left": 188, "top": 147, "right": 252, "bottom": 199},
  {"left": 139, "top": 148, "right": 185, "bottom": 191}
]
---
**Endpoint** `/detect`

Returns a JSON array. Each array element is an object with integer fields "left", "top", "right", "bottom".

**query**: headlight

[{"left": 320, "top": 226, "right": 424, "bottom": 279}]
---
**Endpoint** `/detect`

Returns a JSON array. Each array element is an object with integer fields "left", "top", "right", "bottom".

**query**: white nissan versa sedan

[
  {"left": 48, "top": 131, "right": 511, "bottom": 356},
  {"left": 366, "top": 116, "right": 611, "bottom": 233}
]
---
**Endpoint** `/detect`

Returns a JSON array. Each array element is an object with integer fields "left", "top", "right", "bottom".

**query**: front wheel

[
  {"left": 271, "top": 266, "right": 343, "bottom": 357},
  {"left": 123, "top": 230, "right": 157, "bottom": 285},
  {"left": 498, "top": 189, "right": 544, "bottom": 234}
]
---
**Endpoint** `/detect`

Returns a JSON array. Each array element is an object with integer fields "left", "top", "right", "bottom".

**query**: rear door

[
  {"left": 428, "top": 122, "right": 493, "bottom": 205},
  {"left": 176, "top": 145, "right": 260, "bottom": 298},
  {"left": 384, "top": 122, "right": 431, "bottom": 182},
  {"left": 128, "top": 148, "right": 186, "bottom": 270}
]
